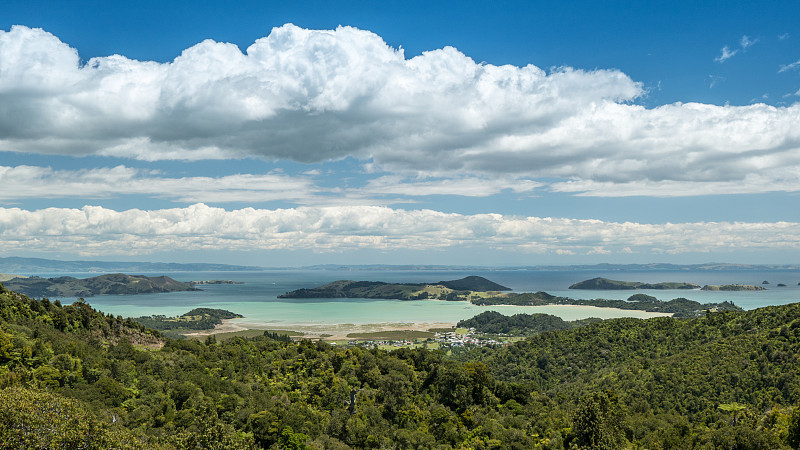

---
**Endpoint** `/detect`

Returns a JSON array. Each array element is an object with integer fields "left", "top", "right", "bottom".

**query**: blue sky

[{"left": 1, "top": 0, "right": 799, "bottom": 266}]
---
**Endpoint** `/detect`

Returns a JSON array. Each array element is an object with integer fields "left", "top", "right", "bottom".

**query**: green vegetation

[
  {"left": 1, "top": 281, "right": 799, "bottom": 448},
  {"left": 472, "top": 291, "right": 741, "bottom": 318},
  {"left": 457, "top": 311, "right": 602, "bottom": 336},
  {"left": 569, "top": 277, "right": 700, "bottom": 290},
  {"left": 701, "top": 284, "right": 767, "bottom": 291},
  {"left": 3, "top": 273, "right": 198, "bottom": 298},
  {"left": 130, "top": 308, "right": 244, "bottom": 338},
  {"left": 186, "top": 329, "right": 304, "bottom": 342},
  {"left": 345, "top": 330, "right": 434, "bottom": 340}
]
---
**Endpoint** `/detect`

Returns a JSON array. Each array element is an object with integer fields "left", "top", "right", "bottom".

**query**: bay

[{"left": 32, "top": 268, "right": 800, "bottom": 334}]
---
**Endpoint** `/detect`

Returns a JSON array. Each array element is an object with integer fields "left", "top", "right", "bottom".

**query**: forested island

[
  {"left": 278, "top": 275, "right": 511, "bottom": 301},
  {"left": 283, "top": 276, "right": 742, "bottom": 317},
  {"left": 569, "top": 277, "right": 700, "bottom": 290},
  {"left": 1, "top": 281, "right": 799, "bottom": 448},
  {"left": 2, "top": 273, "right": 198, "bottom": 298},
  {"left": 701, "top": 284, "right": 767, "bottom": 291}
]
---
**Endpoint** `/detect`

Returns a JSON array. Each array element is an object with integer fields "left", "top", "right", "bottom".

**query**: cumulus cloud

[
  {"left": 0, "top": 204, "right": 798, "bottom": 257},
  {"left": 1, "top": 25, "right": 800, "bottom": 196}
]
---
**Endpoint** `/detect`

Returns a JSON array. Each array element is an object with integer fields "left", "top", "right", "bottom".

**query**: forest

[{"left": 1, "top": 280, "right": 800, "bottom": 449}]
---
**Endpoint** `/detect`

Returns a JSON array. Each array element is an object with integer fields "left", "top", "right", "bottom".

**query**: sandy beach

[{"left": 183, "top": 318, "right": 456, "bottom": 340}]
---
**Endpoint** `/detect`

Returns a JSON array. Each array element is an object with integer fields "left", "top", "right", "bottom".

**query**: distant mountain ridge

[
  {"left": 0, "top": 256, "right": 263, "bottom": 274},
  {"left": 301, "top": 262, "right": 800, "bottom": 271}
]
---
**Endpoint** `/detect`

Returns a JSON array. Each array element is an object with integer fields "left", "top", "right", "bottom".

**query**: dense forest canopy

[{"left": 1, "top": 280, "right": 799, "bottom": 448}]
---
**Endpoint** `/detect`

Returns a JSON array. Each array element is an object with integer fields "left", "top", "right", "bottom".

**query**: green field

[{"left": 345, "top": 330, "right": 435, "bottom": 340}]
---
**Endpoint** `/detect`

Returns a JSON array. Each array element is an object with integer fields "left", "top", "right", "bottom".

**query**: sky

[{"left": 1, "top": 0, "right": 800, "bottom": 267}]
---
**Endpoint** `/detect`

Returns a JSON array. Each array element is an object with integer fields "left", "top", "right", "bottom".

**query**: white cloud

[
  {"left": 0, "top": 204, "right": 798, "bottom": 257},
  {"left": 0, "top": 164, "right": 545, "bottom": 205},
  {"left": 740, "top": 35, "right": 758, "bottom": 49},
  {"left": 779, "top": 59, "right": 800, "bottom": 73},
  {"left": 360, "top": 176, "right": 543, "bottom": 197},
  {"left": 0, "top": 165, "right": 320, "bottom": 203},
  {"left": 550, "top": 168, "right": 800, "bottom": 197},
  {"left": 715, "top": 45, "right": 738, "bottom": 62},
  {"left": 1, "top": 25, "right": 800, "bottom": 197}
]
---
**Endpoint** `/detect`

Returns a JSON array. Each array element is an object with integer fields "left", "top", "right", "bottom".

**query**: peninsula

[
  {"left": 2, "top": 273, "right": 199, "bottom": 298},
  {"left": 569, "top": 277, "right": 700, "bottom": 290}
]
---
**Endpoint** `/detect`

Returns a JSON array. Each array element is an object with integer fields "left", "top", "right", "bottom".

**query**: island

[
  {"left": 189, "top": 280, "right": 244, "bottom": 285},
  {"left": 2, "top": 273, "right": 199, "bottom": 298},
  {"left": 281, "top": 276, "right": 742, "bottom": 318},
  {"left": 569, "top": 277, "right": 700, "bottom": 290},
  {"left": 278, "top": 275, "right": 511, "bottom": 301},
  {"left": 700, "top": 284, "right": 766, "bottom": 291}
]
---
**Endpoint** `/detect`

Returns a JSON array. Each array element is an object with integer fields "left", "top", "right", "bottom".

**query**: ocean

[{"left": 31, "top": 268, "right": 800, "bottom": 333}]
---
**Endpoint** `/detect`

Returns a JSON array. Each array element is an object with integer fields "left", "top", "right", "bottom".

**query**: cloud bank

[
  {"left": 1, "top": 25, "right": 800, "bottom": 196},
  {"left": 1, "top": 204, "right": 797, "bottom": 257}
]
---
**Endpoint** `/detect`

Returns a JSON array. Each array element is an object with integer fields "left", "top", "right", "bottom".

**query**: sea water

[{"left": 33, "top": 268, "right": 800, "bottom": 330}]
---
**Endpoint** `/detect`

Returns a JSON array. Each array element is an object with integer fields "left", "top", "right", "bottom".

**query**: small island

[
  {"left": 700, "top": 284, "right": 766, "bottom": 291},
  {"left": 569, "top": 277, "right": 700, "bottom": 290},
  {"left": 2, "top": 273, "right": 199, "bottom": 298},
  {"left": 189, "top": 280, "right": 244, "bottom": 285}
]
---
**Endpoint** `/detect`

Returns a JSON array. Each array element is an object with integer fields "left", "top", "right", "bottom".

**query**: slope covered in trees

[{"left": 1, "top": 280, "right": 799, "bottom": 448}]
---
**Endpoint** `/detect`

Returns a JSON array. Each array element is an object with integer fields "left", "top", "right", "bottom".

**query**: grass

[
  {"left": 346, "top": 330, "right": 435, "bottom": 340},
  {"left": 185, "top": 329, "right": 304, "bottom": 341},
  {"left": 428, "top": 327, "right": 455, "bottom": 333}
]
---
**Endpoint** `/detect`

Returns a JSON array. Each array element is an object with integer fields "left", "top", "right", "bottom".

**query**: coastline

[{"left": 182, "top": 301, "right": 674, "bottom": 340}]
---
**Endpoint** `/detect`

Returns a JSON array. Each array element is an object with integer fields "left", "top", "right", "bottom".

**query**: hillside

[
  {"left": 3, "top": 273, "right": 199, "bottom": 298},
  {"left": 1, "top": 281, "right": 799, "bottom": 448}
]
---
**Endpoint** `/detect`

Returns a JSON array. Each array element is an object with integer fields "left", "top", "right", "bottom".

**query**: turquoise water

[{"left": 35, "top": 269, "right": 800, "bottom": 329}]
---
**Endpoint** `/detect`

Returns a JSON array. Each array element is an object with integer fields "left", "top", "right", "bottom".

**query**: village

[{"left": 345, "top": 328, "right": 508, "bottom": 350}]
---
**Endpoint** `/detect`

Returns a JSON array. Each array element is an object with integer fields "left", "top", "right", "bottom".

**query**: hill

[
  {"left": 1, "top": 281, "right": 799, "bottom": 448},
  {"left": 3, "top": 273, "right": 198, "bottom": 298}
]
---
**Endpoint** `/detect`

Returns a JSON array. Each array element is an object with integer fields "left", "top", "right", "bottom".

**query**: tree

[{"left": 571, "top": 391, "right": 625, "bottom": 449}]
